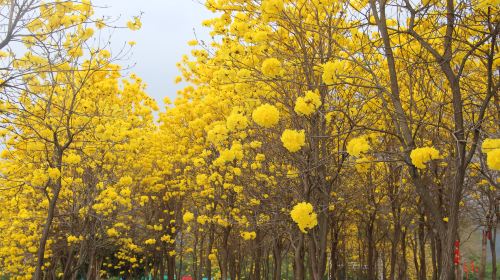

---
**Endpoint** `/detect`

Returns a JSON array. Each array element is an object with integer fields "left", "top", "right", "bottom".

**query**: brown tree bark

[
  {"left": 34, "top": 153, "right": 63, "bottom": 280},
  {"left": 293, "top": 236, "right": 305, "bottom": 280}
]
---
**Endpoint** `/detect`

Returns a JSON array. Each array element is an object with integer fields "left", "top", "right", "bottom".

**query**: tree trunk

[
  {"left": 86, "top": 245, "right": 96, "bottom": 280},
  {"left": 167, "top": 254, "right": 176, "bottom": 280},
  {"left": 309, "top": 209, "right": 329, "bottom": 280},
  {"left": 480, "top": 230, "right": 487, "bottom": 280},
  {"left": 206, "top": 226, "right": 215, "bottom": 280},
  {"left": 62, "top": 248, "right": 75, "bottom": 280},
  {"left": 221, "top": 227, "right": 230, "bottom": 280},
  {"left": 229, "top": 250, "right": 237, "bottom": 280},
  {"left": 390, "top": 220, "right": 400, "bottom": 280},
  {"left": 490, "top": 227, "right": 497, "bottom": 280},
  {"left": 418, "top": 212, "right": 427, "bottom": 280},
  {"left": 293, "top": 236, "right": 305, "bottom": 280},
  {"left": 33, "top": 161, "right": 63, "bottom": 280},
  {"left": 329, "top": 226, "right": 340, "bottom": 280},
  {"left": 367, "top": 217, "right": 376, "bottom": 280},
  {"left": 273, "top": 239, "right": 283, "bottom": 280},
  {"left": 253, "top": 236, "right": 262, "bottom": 280}
]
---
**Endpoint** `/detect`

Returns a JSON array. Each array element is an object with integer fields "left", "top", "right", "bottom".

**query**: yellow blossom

[
  {"left": 252, "top": 104, "right": 280, "bottom": 128},
  {"left": 240, "top": 231, "right": 257, "bottom": 240},
  {"left": 261, "top": 58, "right": 282, "bottom": 77},
  {"left": 290, "top": 202, "right": 318, "bottom": 233},
  {"left": 47, "top": 168, "right": 61, "bottom": 180},
  {"left": 486, "top": 149, "right": 500, "bottom": 171},
  {"left": 183, "top": 211, "right": 194, "bottom": 223},
  {"left": 208, "top": 253, "right": 217, "bottom": 261},
  {"left": 322, "top": 60, "right": 346, "bottom": 84},
  {"left": 144, "top": 239, "right": 156, "bottom": 245},
  {"left": 106, "top": 228, "right": 118, "bottom": 237},
  {"left": 410, "top": 147, "right": 442, "bottom": 169},
  {"left": 281, "top": 129, "right": 306, "bottom": 152},
  {"left": 127, "top": 17, "right": 142, "bottom": 31},
  {"left": 226, "top": 112, "right": 248, "bottom": 131},
  {"left": 294, "top": 90, "right": 321, "bottom": 116},
  {"left": 346, "top": 137, "right": 370, "bottom": 157}
]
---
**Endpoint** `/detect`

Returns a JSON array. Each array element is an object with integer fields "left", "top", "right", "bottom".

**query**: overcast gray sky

[{"left": 97, "top": 0, "right": 213, "bottom": 108}]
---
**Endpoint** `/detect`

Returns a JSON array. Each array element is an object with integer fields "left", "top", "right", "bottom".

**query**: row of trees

[{"left": 0, "top": 0, "right": 498, "bottom": 279}]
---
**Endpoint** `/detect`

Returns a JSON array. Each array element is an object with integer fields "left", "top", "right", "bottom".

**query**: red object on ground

[
  {"left": 453, "top": 240, "right": 460, "bottom": 265},
  {"left": 181, "top": 276, "right": 193, "bottom": 280}
]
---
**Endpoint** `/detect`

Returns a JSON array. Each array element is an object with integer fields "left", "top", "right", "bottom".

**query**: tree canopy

[{"left": 0, "top": 0, "right": 498, "bottom": 279}]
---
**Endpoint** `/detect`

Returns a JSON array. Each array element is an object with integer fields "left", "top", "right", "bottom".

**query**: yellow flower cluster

[
  {"left": 183, "top": 211, "right": 194, "bottom": 223},
  {"left": 486, "top": 150, "right": 500, "bottom": 171},
  {"left": 240, "top": 231, "right": 256, "bottom": 240},
  {"left": 63, "top": 153, "right": 81, "bottom": 164},
  {"left": 31, "top": 169, "right": 48, "bottom": 186},
  {"left": 67, "top": 235, "right": 80, "bottom": 243},
  {"left": 281, "top": 129, "right": 306, "bottom": 152},
  {"left": 261, "top": 58, "right": 282, "bottom": 77},
  {"left": 196, "top": 174, "right": 208, "bottom": 186},
  {"left": 215, "top": 141, "right": 244, "bottom": 165},
  {"left": 261, "top": 0, "right": 284, "bottom": 14},
  {"left": 144, "top": 239, "right": 156, "bottom": 245},
  {"left": 107, "top": 228, "right": 119, "bottom": 237},
  {"left": 197, "top": 215, "right": 209, "bottom": 225},
  {"left": 127, "top": 17, "right": 142, "bottom": 31},
  {"left": 47, "top": 168, "right": 61, "bottom": 180},
  {"left": 294, "top": 90, "right": 322, "bottom": 116},
  {"left": 482, "top": 139, "right": 500, "bottom": 171},
  {"left": 410, "top": 147, "right": 442, "bottom": 169},
  {"left": 346, "top": 137, "right": 370, "bottom": 157},
  {"left": 322, "top": 60, "right": 346, "bottom": 84},
  {"left": 290, "top": 202, "right": 318, "bottom": 233},
  {"left": 252, "top": 104, "right": 280, "bottom": 128},
  {"left": 226, "top": 112, "right": 248, "bottom": 131},
  {"left": 117, "top": 176, "right": 133, "bottom": 186},
  {"left": 482, "top": 138, "right": 500, "bottom": 151},
  {"left": 208, "top": 253, "right": 217, "bottom": 261},
  {"left": 207, "top": 124, "right": 228, "bottom": 145}
]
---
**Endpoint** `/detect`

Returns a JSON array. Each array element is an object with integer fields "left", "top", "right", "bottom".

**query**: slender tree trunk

[
  {"left": 167, "top": 254, "right": 176, "bottom": 280},
  {"left": 329, "top": 226, "right": 339, "bottom": 280},
  {"left": 206, "top": 226, "right": 215, "bottom": 280},
  {"left": 490, "top": 227, "right": 497, "bottom": 280},
  {"left": 398, "top": 230, "right": 408, "bottom": 280},
  {"left": 418, "top": 212, "right": 427, "bottom": 280},
  {"left": 309, "top": 209, "right": 329, "bottom": 280},
  {"left": 34, "top": 157, "right": 63, "bottom": 280},
  {"left": 62, "top": 248, "right": 75, "bottom": 280},
  {"left": 221, "top": 227, "right": 231, "bottom": 280},
  {"left": 412, "top": 238, "right": 420, "bottom": 280},
  {"left": 293, "top": 236, "right": 305, "bottom": 280},
  {"left": 159, "top": 255, "right": 165, "bottom": 280},
  {"left": 390, "top": 221, "right": 400, "bottom": 280},
  {"left": 86, "top": 245, "right": 96, "bottom": 280},
  {"left": 199, "top": 235, "right": 204, "bottom": 280},
  {"left": 230, "top": 250, "right": 237, "bottom": 280},
  {"left": 430, "top": 233, "right": 438, "bottom": 280},
  {"left": 253, "top": 236, "right": 262, "bottom": 280},
  {"left": 480, "top": 230, "right": 487, "bottom": 280},
  {"left": 178, "top": 234, "right": 184, "bottom": 280},
  {"left": 273, "top": 239, "right": 283, "bottom": 280},
  {"left": 367, "top": 218, "right": 376, "bottom": 280}
]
